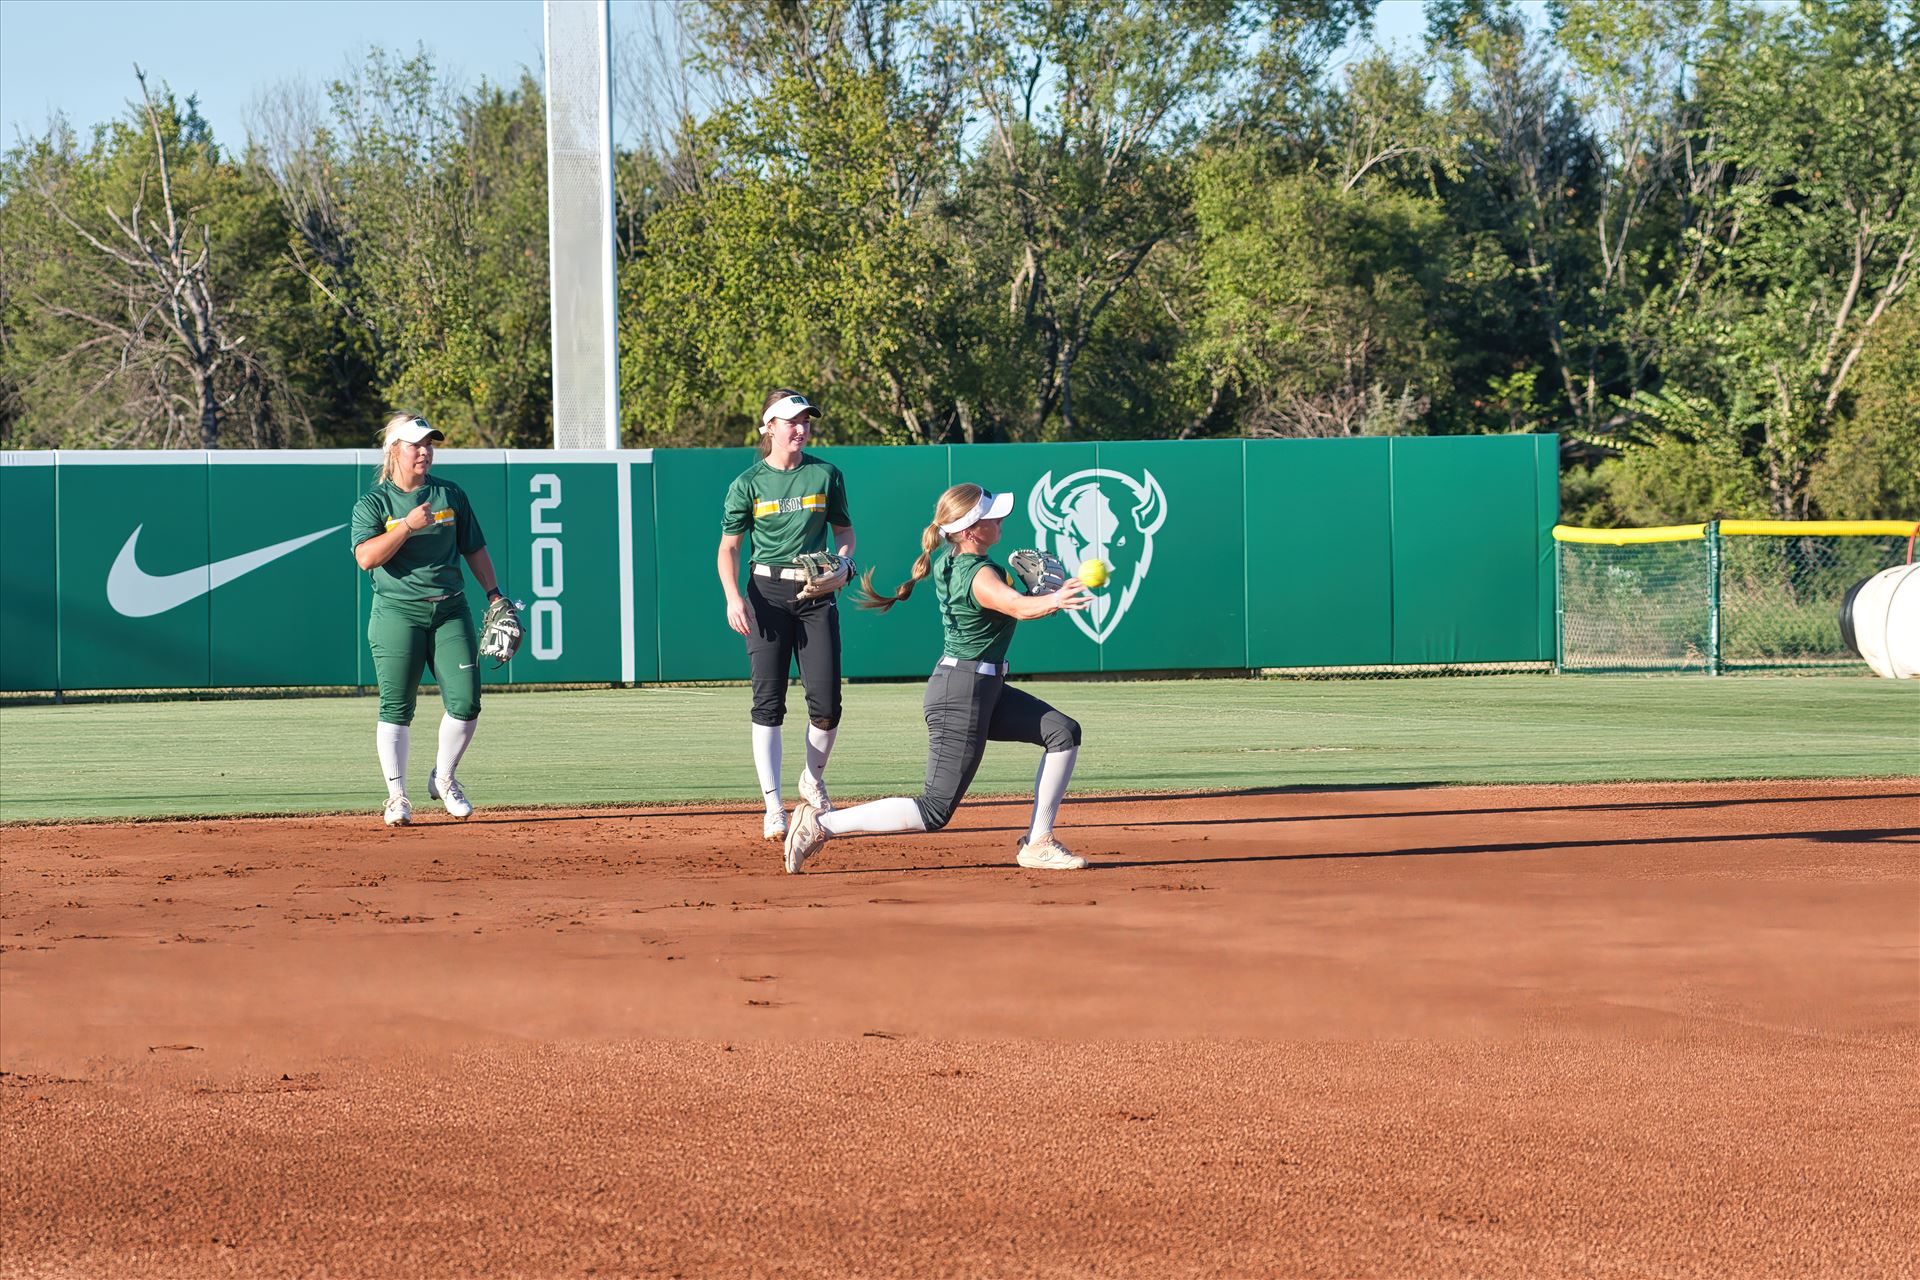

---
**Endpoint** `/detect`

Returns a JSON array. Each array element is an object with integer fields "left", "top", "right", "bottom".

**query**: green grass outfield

[{"left": 1, "top": 675, "right": 1914, "bottom": 823}]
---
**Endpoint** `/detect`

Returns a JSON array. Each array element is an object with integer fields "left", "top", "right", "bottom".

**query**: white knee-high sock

[
  {"left": 377, "top": 723, "right": 410, "bottom": 799},
  {"left": 435, "top": 713, "right": 478, "bottom": 782},
  {"left": 803, "top": 723, "right": 837, "bottom": 785},
  {"left": 1026, "top": 747, "right": 1078, "bottom": 843},
  {"left": 820, "top": 796, "right": 927, "bottom": 837},
  {"left": 752, "top": 724, "right": 783, "bottom": 812}
]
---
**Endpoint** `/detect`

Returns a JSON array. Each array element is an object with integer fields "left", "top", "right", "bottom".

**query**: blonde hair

[
  {"left": 856, "top": 484, "right": 983, "bottom": 612},
  {"left": 376, "top": 412, "right": 430, "bottom": 487}
]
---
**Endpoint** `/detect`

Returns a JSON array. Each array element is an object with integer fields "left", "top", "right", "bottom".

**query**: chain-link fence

[
  {"left": 1556, "top": 521, "right": 1916, "bottom": 673},
  {"left": 1558, "top": 536, "right": 1712, "bottom": 670}
]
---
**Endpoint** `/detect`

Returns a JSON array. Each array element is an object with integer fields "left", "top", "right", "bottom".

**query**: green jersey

[
  {"left": 350, "top": 476, "right": 486, "bottom": 601},
  {"left": 933, "top": 550, "right": 1017, "bottom": 664},
  {"left": 720, "top": 454, "right": 851, "bottom": 565}
]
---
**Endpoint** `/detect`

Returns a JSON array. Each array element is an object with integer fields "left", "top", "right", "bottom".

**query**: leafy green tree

[
  {"left": 1, "top": 71, "right": 311, "bottom": 448},
  {"left": 243, "top": 80, "right": 384, "bottom": 445},
  {"left": 1181, "top": 147, "right": 1454, "bottom": 436},
  {"left": 1808, "top": 301, "right": 1920, "bottom": 520},
  {"left": 620, "top": 0, "right": 972, "bottom": 445},
  {"left": 266, "top": 51, "right": 553, "bottom": 447},
  {"left": 1431, "top": 9, "right": 1607, "bottom": 435},
  {"left": 1649, "top": 1, "right": 1919, "bottom": 516},
  {"left": 954, "top": 0, "right": 1373, "bottom": 438},
  {"left": 6, "top": 0, "right": 1908, "bottom": 497},
  {"left": 1586, "top": 388, "right": 1768, "bottom": 523},
  {"left": 1548, "top": 0, "right": 1713, "bottom": 429}
]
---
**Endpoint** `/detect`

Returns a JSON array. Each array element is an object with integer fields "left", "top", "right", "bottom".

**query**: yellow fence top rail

[
  {"left": 1554, "top": 519, "right": 1916, "bottom": 545},
  {"left": 1553, "top": 523, "right": 1706, "bottom": 545},
  {"left": 1716, "top": 519, "right": 1918, "bottom": 537}
]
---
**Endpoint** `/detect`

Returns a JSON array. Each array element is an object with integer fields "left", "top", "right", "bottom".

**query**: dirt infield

[{"left": 3, "top": 779, "right": 1915, "bottom": 1278}]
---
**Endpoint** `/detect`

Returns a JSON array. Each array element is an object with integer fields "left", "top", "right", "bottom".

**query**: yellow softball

[{"left": 1078, "top": 557, "right": 1109, "bottom": 589}]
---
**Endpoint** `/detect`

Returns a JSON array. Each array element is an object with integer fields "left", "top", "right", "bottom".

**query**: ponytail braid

[
  {"left": 853, "top": 483, "right": 986, "bottom": 614},
  {"left": 856, "top": 520, "right": 944, "bottom": 612}
]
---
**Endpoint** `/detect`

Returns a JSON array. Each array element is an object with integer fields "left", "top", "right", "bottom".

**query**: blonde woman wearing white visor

[
  {"left": 781, "top": 482, "right": 1092, "bottom": 875},
  {"left": 350, "top": 414, "right": 507, "bottom": 825},
  {"left": 717, "top": 390, "right": 858, "bottom": 843}
]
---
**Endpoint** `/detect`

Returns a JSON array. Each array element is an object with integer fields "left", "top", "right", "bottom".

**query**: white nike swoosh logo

[
  {"left": 107, "top": 523, "right": 346, "bottom": 618},
  {"left": 458, "top": 664, "right": 475, "bottom": 670}
]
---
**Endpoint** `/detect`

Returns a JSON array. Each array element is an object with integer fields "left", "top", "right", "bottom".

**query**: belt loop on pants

[
  {"left": 752, "top": 563, "right": 807, "bottom": 582},
  {"left": 939, "top": 656, "right": 1008, "bottom": 676}
]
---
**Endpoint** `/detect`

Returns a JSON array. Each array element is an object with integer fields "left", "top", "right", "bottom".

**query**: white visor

[
  {"left": 938, "top": 488, "right": 1014, "bottom": 535},
  {"left": 759, "top": 394, "right": 819, "bottom": 430},
  {"left": 385, "top": 417, "right": 443, "bottom": 446}
]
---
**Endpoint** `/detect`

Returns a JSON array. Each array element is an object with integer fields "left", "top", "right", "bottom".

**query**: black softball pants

[
  {"left": 915, "top": 662, "right": 1081, "bottom": 832},
  {"left": 745, "top": 572, "right": 842, "bottom": 729}
]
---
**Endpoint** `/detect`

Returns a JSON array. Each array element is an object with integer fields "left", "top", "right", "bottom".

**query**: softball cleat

[
  {"left": 798, "top": 770, "right": 832, "bottom": 814},
  {"left": 784, "top": 801, "right": 828, "bottom": 875},
  {"left": 763, "top": 808, "right": 788, "bottom": 842},
  {"left": 1016, "top": 836, "right": 1085, "bottom": 871},
  {"left": 429, "top": 774, "right": 472, "bottom": 820},
  {"left": 382, "top": 794, "right": 413, "bottom": 827}
]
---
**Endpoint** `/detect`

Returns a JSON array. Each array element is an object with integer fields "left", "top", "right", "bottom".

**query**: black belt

[{"left": 752, "top": 563, "right": 807, "bottom": 582}]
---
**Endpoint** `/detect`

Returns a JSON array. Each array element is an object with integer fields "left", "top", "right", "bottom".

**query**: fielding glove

[
  {"left": 793, "top": 552, "right": 854, "bottom": 602},
  {"left": 1006, "top": 548, "right": 1067, "bottom": 596},
  {"left": 478, "top": 593, "right": 524, "bottom": 666}
]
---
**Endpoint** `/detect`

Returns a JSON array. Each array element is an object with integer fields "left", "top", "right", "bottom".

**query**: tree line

[{"left": 1, "top": 0, "right": 1913, "bottom": 523}]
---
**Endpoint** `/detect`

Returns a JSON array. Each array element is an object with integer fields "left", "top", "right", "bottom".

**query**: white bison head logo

[{"left": 1027, "top": 467, "right": 1168, "bottom": 644}]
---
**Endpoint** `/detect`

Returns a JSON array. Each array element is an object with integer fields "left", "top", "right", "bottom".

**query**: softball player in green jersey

[
  {"left": 781, "top": 482, "right": 1092, "bottom": 875},
  {"left": 350, "top": 414, "right": 506, "bottom": 826},
  {"left": 718, "top": 390, "right": 858, "bottom": 843}
]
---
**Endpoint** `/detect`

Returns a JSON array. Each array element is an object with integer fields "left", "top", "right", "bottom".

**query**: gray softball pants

[{"left": 916, "top": 662, "right": 1082, "bottom": 831}]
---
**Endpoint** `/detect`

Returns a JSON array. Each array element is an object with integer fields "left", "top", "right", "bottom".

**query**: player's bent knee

[
  {"left": 1041, "top": 711, "right": 1082, "bottom": 751},
  {"left": 916, "top": 794, "right": 959, "bottom": 832}
]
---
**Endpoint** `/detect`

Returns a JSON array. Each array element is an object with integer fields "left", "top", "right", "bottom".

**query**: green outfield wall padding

[
  {"left": 0, "top": 437, "right": 1558, "bottom": 692},
  {"left": 652, "top": 446, "right": 757, "bottom": 683},
  {"left": 1389, "top": 435, "right": 1556, "bottom": 664},
  {"left": 502, "top": 456, "right": 630, "bottom": 684},
  {"left": 57, "top": 453, "right": 212, "bottom": 690},
  {"left": 0, "top": 457, "right": 59, "bottom": 692},
  {"left": 624, "top": 458, "right": 661, "bottom": 685},
  {"left": 1244, "top": 437, "right": 1395, "bottom": 667},
  {"left": 207, "top": 456, "right": 362, "bottom": 688},
  {"left": 1535, "top": 437, "right": 1559, "bottom": 659},
  {"left": 1083, "top": 438, "right": 1247, "bottom": 671},
  {"left": 815, "top": 444, "right": 953, "bottom": 678}
]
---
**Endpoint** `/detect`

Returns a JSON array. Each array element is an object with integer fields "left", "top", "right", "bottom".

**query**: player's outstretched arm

[{"left": 973, "top": 564, "right": 1089, "bottom": 620}]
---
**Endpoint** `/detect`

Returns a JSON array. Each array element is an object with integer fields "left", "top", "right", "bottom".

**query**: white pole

[
  {"left": 597, "top": 0, "right": 620, "bottom": 450},
  {"left": 544, "top": 0, "right": 621, "bottom": 450}
]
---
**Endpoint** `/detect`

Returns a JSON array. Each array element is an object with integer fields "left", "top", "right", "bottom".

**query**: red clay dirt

[{"left": 2, "top": 778, "right": 1914, "bottom": 1278}]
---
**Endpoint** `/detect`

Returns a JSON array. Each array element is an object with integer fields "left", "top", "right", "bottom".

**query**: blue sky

[
  {"left": 1, "top": 0, "right": 1448, "bottom": 151},
  {"left": 1, "top": 0, "right": 546, "bottom": 146}
]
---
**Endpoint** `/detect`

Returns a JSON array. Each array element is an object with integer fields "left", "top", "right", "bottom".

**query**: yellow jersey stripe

[
  {"left": 752, "top": 495, "right": 828, "bottom": 518},
  {"left": 385, "top": 509, "right": 456, "bottom": 532}
]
